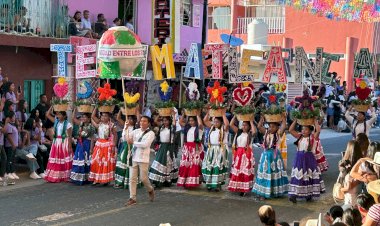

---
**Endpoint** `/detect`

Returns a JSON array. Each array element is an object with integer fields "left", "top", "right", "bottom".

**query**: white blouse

[
  {"left": 98, "top": 123, "right": 112, "bottom": 139},
  {"left": 186, "top": 127, "right": 203, "bottom": 142},
  {"left": 160, "top": 127, "right": 171, "bottom": 143},
  {"left": 56, "top": 121, "right": 72, "bottom": 136},
  {"left": 209, "top": 128, "right": 228, "bottom": 145},
  {"left": 121, "top": 126, "right": 134, "bottom": 142},
  {"left": 237, "top": 132, "right": 249, "bottom": 148}
]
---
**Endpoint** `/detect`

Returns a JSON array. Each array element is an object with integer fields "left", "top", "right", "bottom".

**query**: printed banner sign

[
  {"left": 123, "top": 45, "right": 149, "bottom": 79},
  {"left": 354, "top": 48, "right": 374, "bottom": 78},
  {"left": 76, "top": 44, "right": 97, "bottom": 79},
  {"left": 50, "top": 44, "right": 73, "bottom": 77}
]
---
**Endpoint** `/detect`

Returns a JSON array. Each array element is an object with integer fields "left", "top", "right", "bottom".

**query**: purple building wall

[{"left": 66, "top": 0, "right": 118, "bottom": 27}]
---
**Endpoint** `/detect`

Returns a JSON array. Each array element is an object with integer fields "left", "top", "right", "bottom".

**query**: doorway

[{"left": 24, "top": 80, "right": 45, "bottom": 112}]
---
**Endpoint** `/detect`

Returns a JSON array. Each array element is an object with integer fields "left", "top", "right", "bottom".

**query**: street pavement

[{"left": 1, "top": 129, "right": 379, "bottom": 226}]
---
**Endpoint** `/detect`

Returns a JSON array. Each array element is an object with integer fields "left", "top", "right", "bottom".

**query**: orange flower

[
  {"left": 206, "top": 81, "right": 227, "bottom": 104},
  {"left": 98, "top": 83, "right": 117, "bottom": 101}
]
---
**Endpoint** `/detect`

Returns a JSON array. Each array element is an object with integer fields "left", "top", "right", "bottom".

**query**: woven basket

[
  {"left": 123, "top": 106, "right": 138, "bottom": 116},
  {"left": 209, "top": 108, "right": 225, "bottom": 117},
  {"left": 157, "top": 108, "right": 172, "bottom": 117},
  {"left": 297, "top": 118, "right": 315, "bottom": 126},
  {"left": 264, "top": 114, "right": 282, "bottom": 122},
  {"left": 99, "top": 105, "right": 115, "bottom": 113},
  {"left": 353, "top": 104, "right": 369, "bottom": 113},
  {"left": 53, "top": 104, "right": 69, "bottom": 112},
  {"left": 184, "top": 109, "right": 200, "bottom": 116},
  {"left": 237, "top": 113, "right": 254, "bottom": 122},
  {"left": 77, "top": 105, "right": 94, "bottom": 113}
]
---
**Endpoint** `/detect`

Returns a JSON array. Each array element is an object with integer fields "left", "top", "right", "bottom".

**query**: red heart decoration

[{"left": 233, "top": 87, "right": 253, "bottom": 106}]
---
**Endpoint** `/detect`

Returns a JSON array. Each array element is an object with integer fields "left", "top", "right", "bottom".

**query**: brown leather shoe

[
  {"left": 125, "top": 198, "right": 137, "bottom": 206},
  {"left": 148, "top": 190, "right": 155, "bottom": 202}
]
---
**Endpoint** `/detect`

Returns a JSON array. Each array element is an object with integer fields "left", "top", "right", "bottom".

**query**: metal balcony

[{"left": 237, "top": 17, "right": 285, "bottom": 34}]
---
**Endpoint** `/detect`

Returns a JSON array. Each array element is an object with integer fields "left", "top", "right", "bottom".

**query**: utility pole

[{"left": 201, "top": 0, "right": 208, "bottom": 48}]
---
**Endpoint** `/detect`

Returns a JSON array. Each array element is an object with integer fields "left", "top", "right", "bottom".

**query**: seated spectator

[
  {"left": 125, "top": 15, "right": 134, "bottom": 32},
  {"left": 81, "top": 10, "right": 92, "bottom": 30},
  {"left": 112, "top": 18, "right": 121, "bottom": 27},
  {"left": 342, "top": 208, "right": 362, "bottom": 226},
  {"left": 363, "top": 188, "right": 380, "bottom": 226},
  {"left": 68, "top": 11, "right": 92, "bottom": 38},
  {"left": 324, "top": 205, "right": 344, "bottom": 225},
  {"left": 13, "top": 6, "right": 32, "bottom": 33},
  {"left": 94, "top": 13, "right": 108, "bottom": 36},
  {"left": 337, "top": 118, "right": 349, "bottom": 133},
  {"left": 258, "top": 205, "right": 283, "bottom": 226},
  {"left": 0, "top": 4, "right": 12, "bottom": 32},
  {"left": 357, "top": 193, "right": 376, "bottom": 224}
]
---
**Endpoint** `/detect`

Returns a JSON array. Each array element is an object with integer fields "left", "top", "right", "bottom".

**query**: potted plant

[
  {"left": 182, "top": 82, "right": 204, "bottom": 116},
  {"left": 206, "top": 81, "right": 227, "bottom": 117},
  {"left": 75, "top": 80, "right": 94, "bottom": 113},
  {"left": 74, "top": 100, "right": 94, "bottom": 113}
]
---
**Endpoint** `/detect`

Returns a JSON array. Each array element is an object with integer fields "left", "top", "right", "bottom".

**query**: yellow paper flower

[
  {"left": 58, "top": 77, "right": 66, "bottom": 85},
  {"left": 359, "top": 80, "right": 367, "bottom": 89},
  {"left": 242, "top": 82, "right": 250, "bottom": 87},
  {"left": 160, "top": 81, "right": 169, "bottom": 93},
  {"left": 124, "top": 92, "right": 140, "bottom": 104},
  {"left": 212, "top": 89, "right": 219, "bottom": 99}
]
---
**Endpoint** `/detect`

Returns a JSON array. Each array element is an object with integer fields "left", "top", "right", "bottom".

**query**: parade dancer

[
  {"left": 70, "top": 109, "right": 95, "bottom": 185},
  {"left": 89, "top": 109, "right": 117, "bottom": 186},
  {"left": 228, "top": 116, "right": 256, "bottom": 195},
  {"left": 149, "top": 111, "right": 178, "bottom": 187},
  {"left": 314, "top": 138, "right": 329, "bottom": 173},
  {"left": 202, "top": 110, "right": 229, "bottom": 191},
  {"left": 252, "top": 115, "right": 289, "bottom": 199},
  {"left": 114, "top": 111, "right": 139, "bottom": 189},
  {"left": 44, "top": 107, "right": 73, "bottom": 183},
  {"left": 126, "top": 116, "right": 156, "bottom": 206},
  {"left": 345, "top": 106, "right": 376, "bottom": 140},
  {"left": 177, "top": 113, "right": 204, "bottom": 188},
  {"left": 288, "top": 120, "right": 326, "bottom": 203}
]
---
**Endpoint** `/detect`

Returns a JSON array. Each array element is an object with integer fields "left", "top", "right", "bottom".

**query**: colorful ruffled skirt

[
  {"left": 148, "top": 143, "right": 178, "bottom": 187},
  {"left": 314, "top": 140, "right": 328, "bottom": 173},
  {"left": 252, "top": 148, "right": 288, "bottom": 198},
  {"left": 89, "top": 139, "right": 116, "bottom": 184},
  {"left": 201, "top": 145, "right": 228, "bottom": 189},
  {"left": 288, "top": 150, "right": 326, "bottom": 200},
  {"left": 177, "top": 142, "right": 204, "bottom": 188},
  {"left": 228, "top": 147, "right": 255, "bottom": 193},
  {"left": 70, "top": 138, "right": 91, "bottom": 185},
  {"left": 45, "top": 137, "right": 73, "bottom": 183},
  {"left": 114, "top": 141, "right": 132, "bottom": 189}
]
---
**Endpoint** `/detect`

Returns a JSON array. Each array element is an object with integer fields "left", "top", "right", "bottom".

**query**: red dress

[{"left": 314, "top": 138, "right": 328, "bottom": 173}]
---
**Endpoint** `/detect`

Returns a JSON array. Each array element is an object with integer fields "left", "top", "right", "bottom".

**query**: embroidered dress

[
  {"left": 45, "top": 120, "right": 73, "bottom": 183},
  {"left": 252, "top": 131, "right": 289, "bottom": 198},
  {"left": 314, "top": 138, "right": 328, "bottom": 173},
  {"left": 288, "top": 136, "right": 326, "bottom": 200},
  {"left": 149, "top": 127, "right": 178, "bottom": 186},
  {"left": 114, "top": 126, "right": 134, "bottom": 189},
  {"left": 228, "top": 132, "right": 255, "bottom": 193},
  {"left": 177, "top": 126, "right": 204, "bottom": 188},
  {"left": 279, "top": 133, "right": 288, "bottom": 169},
  {"left": 70, "top": 123, "right": 95, "bottom": 185},
  {"left": 201, "top": 127, "right": 229, "bottom": 189},
  {"left": 89, "top": 123, "right": 116, "bottom": 184}
]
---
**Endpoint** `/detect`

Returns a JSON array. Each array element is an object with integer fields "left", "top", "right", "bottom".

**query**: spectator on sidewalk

[
  {"left": 34, "top": 94, "right": 50, "bottom": 123},
  {"left": 16, "top": 99, "right": 28, "bottom": 125},
  {"left": 342, "top": 208, "right": 362, "bottom": 226},
  {"left": 363, "top": 188, "right": 380, "bottom": 226},
  {"left": 4, "top": 82, "right": 20, "bottom": 111},
  {"left": 68, "top": 11, "right": 92, "bottom": 38},
  {"left": 324, "top": 205, "right": 344, "bottom": 225},
  {"left": 4, "top": 112, "right": 19, "bottom": 180},
  {"left": 258, "top": 205, "right": 286, "bottom": 226},
  {"left": 357, "top": 193, "right": 376, "bottom": 224},
  {"left": 0, "top": 116, "right": 9, "bottom": 182}
]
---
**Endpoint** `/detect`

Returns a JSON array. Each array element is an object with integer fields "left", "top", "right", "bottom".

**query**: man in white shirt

[
  {"left": 126, "top": 116, "right": 155, "bottom": 206},
  {"left": 81, "top": 10, "right": 92, "bottom": 30},
  {"left": 345, "top": 106, "right": 377, "bottom": 139},
  {"left": 125, "top": 15, "right": 134, "bottom": 32}
]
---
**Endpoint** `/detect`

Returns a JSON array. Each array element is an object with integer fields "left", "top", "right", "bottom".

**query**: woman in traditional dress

[
  {"left": 114, "top": 110, "right": 139, "bottom": 189},
  {"left": 228, "top": 116, "right": 256, "bottom": 196},
  {"left": 44, "top": 107, "right": 73, "bottom": 183},
  {"left": 252, "top": 115, "right": 289, "bottom": 199},
  {"left": 288, "top": 119, "right": 325, "bottom": 203},
  {"left": 149, "top": 112, "right": 178, "bottom": 187},
  {"left": 314, "top": 138, "right": 329, "bottom": 173},
  {"left": 89, "top": 109, "right": 117, "bottom": 186},
  {"left": 177, "top": 113, "right": 204, "bottom": 188},
  {"left": 70, "top": 109, "right": 95, "bottom": 185},
  {"left": 202, "top": 110, "right": 229, "bottom": 191}
]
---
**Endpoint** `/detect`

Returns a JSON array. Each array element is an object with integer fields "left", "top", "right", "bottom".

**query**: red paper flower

[
  {"left": 356, "top": 80, "right": 371, "bottom": 101},
  {"left": 269, "top": 95, "right": 277, "bottom": 103},
  {"left": 206, "top": 81, "right": 227, "bottom": 104},
  {"left": 97, "top": 83, "right": 117, "bottom": 101}
]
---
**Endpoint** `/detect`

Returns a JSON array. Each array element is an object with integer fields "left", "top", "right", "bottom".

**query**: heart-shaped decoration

[
  {"left": 53, "top": 78, "right": 69, "bottom": 98},
  {"left": 233, "top": 87, "right": 253, "bottom": 106}
]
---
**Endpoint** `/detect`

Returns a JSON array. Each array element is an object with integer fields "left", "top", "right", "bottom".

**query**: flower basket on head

[
  {"left": 155, "top": 81, "right": 176, "bottom": 117},
  {"left": 99, "top": 105, "right": 115, "bottom": 113},
  {"left": 264, "top": 114, "right": 282, "bottom": 123},
  {"left": 261, "top": 86, "right": 285, "bottom": 123},
  {"left": 234, "top": 105, "right": 255, "bottom": 122},
  {"left": 237, "top": 113, "right": 254, "bottom": 122},
  {"left": 297, "top": 118, "right": 315, "bottom": 126},
  {"left": 157, "top": 107, "right": 173, "bottom": 117},
  {"left": 209, "top": 107, "right": 225, "bottom": 117},
  {"left": 206, "top": 81, "right": 227, "bottom": 118},
  {"left": 353, "top": 79, "right": 372, "bottom": 113},
  {"left": 53, "top": 104, "right": 69, "bottom": 112},
  {"left": 52, "top": 77, "right": 70, "bottom": 112},
  {"left": 184, "top": 108, "right": 201, "bottom": 116},
  {"left": 183, "top": 82, "right": 204, "bottom": 117},
  {"left": 78, "top": 104, "right": 94, "bottom": 113},
  {"left": 123, "top": 92, "right": 140, "bottom": 116},
  {"left": 353, "top": 104, "right": 370, "bottom": 113},
  {"left": 123, "top": 106, "right": 138, "bottom": 116}
]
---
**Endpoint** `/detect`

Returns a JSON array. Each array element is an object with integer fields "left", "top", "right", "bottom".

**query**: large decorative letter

[
  {"left": 262, "top": 46, "right": 287, "bottom": 83},
  {"left": 184, "top": 43, "right": 203, "bottom": 79},
  {"left": 321, "top": 53, "right": 340, "bottom": 84},
  {"left": 353, "top": 48, "right": 374, "bottom": 78},
  {"left": 204, "top": 44, "right": 228, "bottom": 79},
  {"left": 239, "top": 49, "right": 263, "bottom": 78},
  {"left": 150, "top": 44, "right": 176, "bottom": 80},
  {"left": 75, "top": 45, "right": 97, "bottom": 79},
  {"left": 50, "top": 44, "right": 72, "bottom": 77},
  {"left": 295, "top": 47, "right": 322, "bottom": 84}
]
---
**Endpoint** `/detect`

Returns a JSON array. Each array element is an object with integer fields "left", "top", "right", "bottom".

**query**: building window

[
  {"left": 181, "top": 0, "right": 192, "bottom": 26},
  {"left": 208, "top": 6, "right": 231, "bottom": 30}
]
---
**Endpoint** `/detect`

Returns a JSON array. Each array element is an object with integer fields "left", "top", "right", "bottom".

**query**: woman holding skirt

[
  {"left": 228, "top": 116, "right": 256, "bottom": 196},
  {"left": 202, "top": 110, "right": 229, "bottom": 191},
  {"left": 89, "top": 109, "right": 117, "bottom": 186},
  {"left": 44, "top": 107, "right": 73, "bottom": 183},
  {"left": 288, "top": 119, "right": 325, "bottom": 203},
  {"left": 70, "top": 109, "right": 95, "bottom": 185},
  {"left": 177, "top": 113, "right": 204, "bottom": 188},
  {"left": 252, "top": 115, "right": 289, "bottom": 199},
  {"left": 149, "top": 111, "right": 178, "bottom": 187}
]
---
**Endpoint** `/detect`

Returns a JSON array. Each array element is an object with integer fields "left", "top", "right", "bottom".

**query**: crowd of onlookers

[{"left": 0, "top": 4, "right": 33, "bottom": 33}]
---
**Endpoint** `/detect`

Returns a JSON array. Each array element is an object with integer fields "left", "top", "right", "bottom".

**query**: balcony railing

[
  {"left": 238, "top": 0, "right": 281, "bottom": 6},
  {"left": 237, "top": 17, "right": 285, "bottom": 34},
  {"left": 0, "top": 0, "right": 69, "bottom": 38}
]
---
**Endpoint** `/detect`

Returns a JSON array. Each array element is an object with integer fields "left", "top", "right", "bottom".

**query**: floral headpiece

[
  {"left": 262, "top": 86, "right": 284, "bottom": 108},
  {"left": 186, "top": 82, "right": 200, "bottom": 101},
  {"left": 206, "top": 81, "right": 227, "bottom": 105},
  {"left": 158, "top": 81, "right": 173, "bottom": 102},
  {"left": 53, "top": 77, "right": 69, "bottom": 98},
  {"left": 97, "top": 82, "right": 117, "bottom": 101},
  {"left": 77, "top": 81, "right": 93, "bottom": 99}
]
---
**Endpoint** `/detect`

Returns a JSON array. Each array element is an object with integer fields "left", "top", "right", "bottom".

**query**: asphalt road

[{"left": 1, "top": 129, "right": 379, "bottom": 226}]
